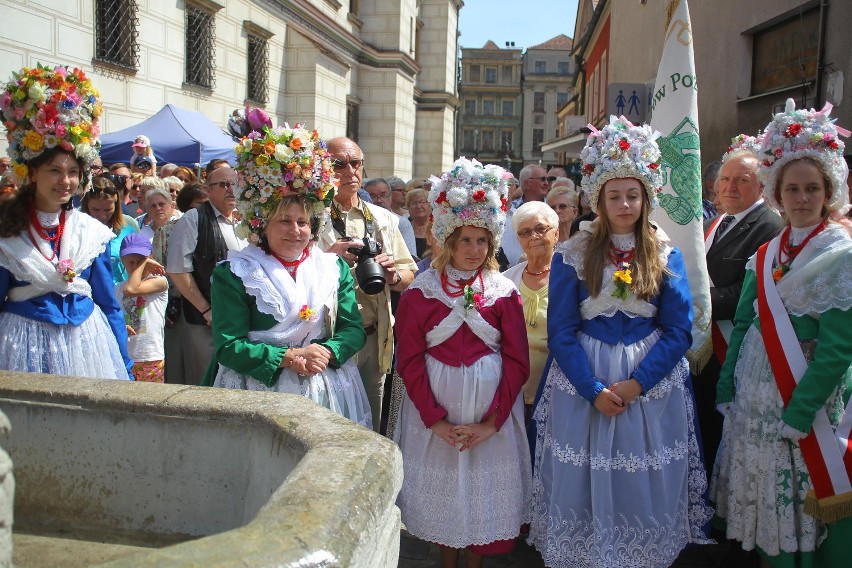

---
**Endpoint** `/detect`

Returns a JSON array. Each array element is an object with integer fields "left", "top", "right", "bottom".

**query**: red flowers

[
  {"left": 472, "top": 189, "right": 486, "bottom": 202},
  {"left": 618, "top": 139, "right": 631, "bottom": 151},
  {"left": 649, "top": 162, "right": 659, "bottom": 169},
  {"left": 435, "top": 192, "right": 448, "bottom": 205},
  {"left": 500, "top": 197, "right": 508, "bottom": 212},
  {"left": 785, "top": 123, "right": 802, "bottom": 137},
  {"left": 582, "top": 163, "right": 594, "bottom": 174}
]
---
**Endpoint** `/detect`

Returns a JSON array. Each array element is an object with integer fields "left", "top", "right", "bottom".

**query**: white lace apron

[
  {"left": 395, "top": 268, "right": 532, "bottom": 548},
  {"left": 212, "top": 245, "right": 371, "bottom": 428}
]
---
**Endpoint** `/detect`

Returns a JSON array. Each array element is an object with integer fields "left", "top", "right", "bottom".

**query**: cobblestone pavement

[{"left": 398, "top": 531, "right": 760, "bottom": 568}]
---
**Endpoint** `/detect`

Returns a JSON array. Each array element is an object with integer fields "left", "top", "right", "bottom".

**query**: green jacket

[{"left": 201, "top": 256, "right": 365, "bottom": 387}]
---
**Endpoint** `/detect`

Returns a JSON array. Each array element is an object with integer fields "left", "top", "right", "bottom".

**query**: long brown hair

[
  {"left": 0, "top": 148, "right": 82, "bottom": 238},
  {"left": 81, "top": 176, "right": 127, "bottom": 233},
  {"left": 582, "top": 180, "right": 668, "bottom": 299},
  {"left": 432, "top": 225, "right": 499, "bottom": 272}
]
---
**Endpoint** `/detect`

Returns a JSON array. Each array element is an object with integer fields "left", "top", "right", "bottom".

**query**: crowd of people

[{"left": 1, "top": 63, "right": 851, "bottom": 568}]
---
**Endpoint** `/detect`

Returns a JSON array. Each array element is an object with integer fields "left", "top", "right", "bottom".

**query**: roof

[
  {"left": 482, "top": 40, "right": 500, "bottom": 49},
  {"left": 528, "top": 34, "right": 573, "bottom": 51}
]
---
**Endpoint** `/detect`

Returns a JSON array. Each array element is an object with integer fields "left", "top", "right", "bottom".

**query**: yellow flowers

[
  {"left": 612, "top": 264, "right": 632, "bottom": 301},
  {"left": 21, "top": 130, "right": 44, "bottom": 151}
]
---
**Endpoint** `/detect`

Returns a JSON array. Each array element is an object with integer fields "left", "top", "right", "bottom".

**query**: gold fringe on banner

[
  {"left": 804, "top": 489, "right": 852, "bottom": 524},
  {"left": 686, "top": 336, "right": 713, "bottom": 375},
  {"left": 665, "top": 0, "right": 681, "bottom": 32}
]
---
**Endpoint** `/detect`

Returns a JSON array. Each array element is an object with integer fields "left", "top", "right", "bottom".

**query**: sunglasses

[
  {"left": 552, "top": 203, "right": 574, "bottom": 210},
  {"left": 517, "top": 224, "right": 553, "bottom": 239},
  {"left": 331, "top": 158, "right": 364, "bottom": 171},
  {"left": 209, "top": 180, "right": 236, "bottom": 190},
  {"left": 547, "top": 176, "right": 558, "bottom": 182}
]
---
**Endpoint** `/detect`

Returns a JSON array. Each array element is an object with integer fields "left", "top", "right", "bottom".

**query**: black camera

[{"left": 347, "top": 237, "right": 385, "bottom": 294}]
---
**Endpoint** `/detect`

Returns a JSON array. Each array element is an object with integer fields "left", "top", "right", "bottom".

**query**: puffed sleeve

[
  {"left": 783, "top": 306, "right": 852, "bottom": 433},
  {"left": 210, "top": 262, "right": 287, "bottom": 387},
  {"left": 319, "top": 257, "right": 366, "bottom": 367},
  {"left": 484, "top": 290, "right": 529, "bottom": 430},
  {"left": 630, "top": 247, "right": 693, "bottom": 393},
  {"left": 547, "top": 252, "right": 604, "bottom": 404},
  {"left": 716, "top": 269, "right": 758, "bottom": 404},
  {"left": 89, "top": 247, "right": 134, "bottom": 378},
  {"left": 396, "top": 288, "right": 448, "bottom": 428}
]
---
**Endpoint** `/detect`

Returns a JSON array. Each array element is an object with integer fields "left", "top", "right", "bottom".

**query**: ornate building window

[
  {"left": 533, "top": 129, "right": 544, "bottom": 152},
  {"left": 482, "top": 100, "right": 494, "bottom": 116},
  {"left": 502, "top": 100, "right": 514, "bottom": 116},
  {"left": 534, "top": 60, "right": 547, "bottom": 74},
  {"left": 533, "top": 92, "right": 545, "bottom": 113},
  {"left": 464, "top": 99, "right": 477, "bottom": 115},
  {"left": 469, "top": 65, "right": 480, "bottom": 82},
  {"left": 244, "top": 22, "right": 272, "bottom": 104},
  {"left": 185, "top": 2, "right": 219, "bottom": 90},
  {"left": 95, "top": 0, "right": 140, "bottom": 71},
  {"left": 485, "top": 67, "right": 497, "bottom": 84}
]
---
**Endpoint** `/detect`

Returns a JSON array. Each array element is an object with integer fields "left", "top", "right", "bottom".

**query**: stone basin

[{"left": 0, "top": 371, "right": 402, "bottom": 567}]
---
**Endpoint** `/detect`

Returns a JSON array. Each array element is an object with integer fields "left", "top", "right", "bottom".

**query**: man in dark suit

[{"left": 696, "top": 150, "right": 784, "bottom": 479}]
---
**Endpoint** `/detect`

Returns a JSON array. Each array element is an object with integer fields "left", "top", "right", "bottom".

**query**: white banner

[{"left": 649, "top": 0, "right": 712, "bottom": 371}]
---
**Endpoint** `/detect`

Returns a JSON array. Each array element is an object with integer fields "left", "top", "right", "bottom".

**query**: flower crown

[
  {"left": 580, "top": 115, "right": 663, "bottom": 214},
  {"left": 428, "top": 157, "right": 511, "bottom": 246},
  {"left": 722, "top": 133, "right": 764, "bottom": 163},
  {"left": 233, "top": 124, "right": 337, "bottom": 245},
  {"left": 1, "top": 64, "right": 102, "bottom": 183},
  {"left": 759, "top": 98, "right": 849, "bottom": 213}
]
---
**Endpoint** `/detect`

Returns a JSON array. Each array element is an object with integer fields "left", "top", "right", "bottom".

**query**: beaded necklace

[
  {"left": 440, "top": 268, "right": 483, "bottom": 298},
  {"left": 607, "top": 243, "right": 635, "bottom": 267},
  {"left": 773, "top": 220, "right": 827, "bottom": 282},
  {"left": 27, "top": 206, "right": 66, "bottom": 262},
  {"left": 272, "top": 247, "right": 310, "bottom": 278}
]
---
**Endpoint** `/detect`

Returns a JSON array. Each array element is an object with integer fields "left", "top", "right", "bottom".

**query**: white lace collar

[
  {"left": 37, "top": 209, "right": 61, "bottom": 228},
  {"left": 408, "top": 267, "right": 517, "bottom": 309},
  {"left": 610, "top": 232, "right": 636, "bottom": 250},
  {"left": 789, "top": 222, "right": 820, "bottom": 246}
]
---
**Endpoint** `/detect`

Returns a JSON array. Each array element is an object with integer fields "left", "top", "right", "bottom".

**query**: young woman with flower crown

[
  {"left": 528, "top": 116, "right": 712, "bottom": 568},
  {"left": 394, "top": 157, "right": 531, "bottom": 568},
  {"left": 0, "top": 65, "right": 132, "bottom": 380},
  {"left": 711, "top": 99, "right": 852, "bottom": 567},
  {"left": 201, "top": 124, "right": 371, "bottom": 428}
]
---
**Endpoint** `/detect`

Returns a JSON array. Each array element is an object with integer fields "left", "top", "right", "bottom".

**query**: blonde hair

[
  {"left": 432, "top": 225, "right": 499, "bottom": 272},
  {"left": 582, "top": 179, "right": 668, "bottom": 299}
]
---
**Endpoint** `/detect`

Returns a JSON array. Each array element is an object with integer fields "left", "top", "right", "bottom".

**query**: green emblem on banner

[{"left": 658, "top": 116, "right": 702, "bottom": 225}]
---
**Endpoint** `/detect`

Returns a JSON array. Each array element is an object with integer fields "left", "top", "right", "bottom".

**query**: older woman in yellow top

[{"left": 502, "top": 201, "right": 559, "bottom": 419}]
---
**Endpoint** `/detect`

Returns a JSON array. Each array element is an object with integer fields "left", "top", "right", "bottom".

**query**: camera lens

[{"left": 356, "top": 258, "right": 386, "bottom": 294}]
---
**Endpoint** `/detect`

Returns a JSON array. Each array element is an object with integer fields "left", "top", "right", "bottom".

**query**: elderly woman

[
  {"left": 406, "top": 187, "right": 431, "bottom": 259},
  {"left": 82, "top": 175, "right": 141, "bottom": 284},
  {"left": 160, "top": 175, "right": 185, "bottom": 211},
  {"left": 502, "top": 201, "right": 559, "bottom": 417},
  {"left": 546, "top": 186, "right": 579, "bottom": 243},
  {"left": 201, "top": 124, "right": 371, "bottom": 427},
  {"left": 139, "top": 184, "right": 178, "bottom": 242}
]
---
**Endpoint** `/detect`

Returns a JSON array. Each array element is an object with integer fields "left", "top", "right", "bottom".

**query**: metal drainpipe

[{"left": 813, "top": 0, "right": 829, "bottom": 106}]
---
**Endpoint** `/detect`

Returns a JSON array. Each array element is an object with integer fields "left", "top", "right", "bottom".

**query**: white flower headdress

[
  {"left": 722, "top": 133, "right": 764, "bottom": 163},
  {"left": 759, "top": 98, "right": 849, "bottom": 213},
  {"left": 428, "top": 157, "right": 511, "bottom": 246},
  {"left": 580, "top": 115, "right": 663, "bottom": 214}
]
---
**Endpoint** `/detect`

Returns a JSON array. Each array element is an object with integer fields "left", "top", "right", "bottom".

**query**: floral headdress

[
  {"left": 233, "top": 123, "right": 337, "bottom": 245},
  {"left": 580, "top": 115, "right": 663, "bottom": 214},
  {"left": 1, "top": 64, "right": 102, "bottom": 184},
  {"left": 722, "top": 133, "right": 764, "bottom": 163},
  {"left": 428, "top": 157, "right": 511, "bottom": 246},
  {"left": 759, "top": 98, "right": 849, "bottom": 213}
]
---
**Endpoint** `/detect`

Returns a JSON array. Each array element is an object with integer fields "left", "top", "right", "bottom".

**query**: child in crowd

[
  {"left": 395, "top": 157, "right": 531, "bottom": 568},
  {"left": 129, "top": 134, "right": 156, "bottom": 173},
  {"left": 116, "top": 233, "right": 168, "bottom": 382}
]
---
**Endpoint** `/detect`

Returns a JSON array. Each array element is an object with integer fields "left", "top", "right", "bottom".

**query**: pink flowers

[{"left": 57, "top": 259, "right": 76, "bottom": 283}]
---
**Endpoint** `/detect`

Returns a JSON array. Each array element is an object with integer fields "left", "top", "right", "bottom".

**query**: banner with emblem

[{"left": 649, "top": 0, "right": 712, "bottom": 372}]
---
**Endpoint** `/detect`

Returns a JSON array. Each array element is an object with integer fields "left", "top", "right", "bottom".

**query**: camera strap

[{"left": 330, "top": 200, "right": 375, "bottom": 240}]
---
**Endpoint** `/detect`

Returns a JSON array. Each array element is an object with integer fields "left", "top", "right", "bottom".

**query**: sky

[{"left": 457, "top": 0, "right": 579, "bottom": 51}]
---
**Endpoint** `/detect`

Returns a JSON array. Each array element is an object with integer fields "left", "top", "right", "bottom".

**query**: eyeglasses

[
  {"left": 517, "top": 224, "right": 553, "bottom": 239},
  {"left": 533, "top": 176, "right": 548, "bottom": 183},
  {"left": 552, "top": 203, "right": 574, "bottom": 210},
  {"left": 90, "top": 165, "right": 105, "bottom": 173},
  {"left": 547, "top": 176, "right": 558, "bottom": 182},
  {"left": 331, "top": 158, "right": 364, "bottom": 171},
  {"left": 391, "top": 187, "right": 405, "bottom": 193},
  {"left": 209, "top": 180, "right": 236, "bottom": 190}
]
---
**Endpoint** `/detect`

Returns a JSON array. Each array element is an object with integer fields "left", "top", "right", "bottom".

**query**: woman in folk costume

[
  {"left": 202, "top": 123, "right": 371, "bottom": 428},
  {"left": 528, "top": 116, "right": 712, "bottom": 568},
  {"left": 394, "top": 157, "right": 531, "bottom": 568},
  {"left": 0, "top": 64, "right": 132, "bottom": 380},
  {"left": 711, "top": 99, "right": 852, "bottom": 567}
]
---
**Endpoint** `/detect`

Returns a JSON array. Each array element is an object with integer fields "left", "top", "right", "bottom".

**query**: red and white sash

[
  {"left": 704, "top": 217, "right": 733, "bottom": 363},
  {"left": 756, "top": 239, "right": 852, "bottom": 502}
]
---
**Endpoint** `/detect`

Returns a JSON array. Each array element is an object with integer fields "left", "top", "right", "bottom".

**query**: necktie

[{"left": 714, "top": 215, "right": 736, "bottom": 243}]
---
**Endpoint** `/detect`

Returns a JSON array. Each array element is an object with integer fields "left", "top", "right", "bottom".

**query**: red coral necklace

[
  {"left": 27, "top": 206, "right": 66, "bottom": 262},
  {"left": 272, "top": 246, "right": 310, "bottom": 278},
  {"left": 441, "top": 268, "right": 483, "bottom": 298},
  {"left": 607, "top": 244, "right": 635, "bottom": 268},
  {"left": 774, "top": 220, "right": 827, "bottom": 282}
]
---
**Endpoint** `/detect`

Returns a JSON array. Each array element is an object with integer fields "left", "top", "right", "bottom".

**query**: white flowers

[{"left": 274, "top": 144, "right": 294, "bottom": 162}]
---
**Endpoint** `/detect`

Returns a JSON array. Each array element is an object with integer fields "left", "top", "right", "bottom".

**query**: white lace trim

[
  {"left": 745, "top": 224, "right": 852, "bottom": 316},
  {"left": 226, "top": 244, "right": 338, "bottom": 323},
  {"left": 408, "top": 267, "right": 517, "bottom": 309},
  {"left": 609, "top": 232, "right": 636, "bottom": 249},
  {"left": 789, "top": 223, "right": 820, "bottom": 246},
  {"left": 0, "top": 210, "right": 114, "bottom": 301},
  {"left": 557, "top": 232, "right": 661, "bottom": 320}
]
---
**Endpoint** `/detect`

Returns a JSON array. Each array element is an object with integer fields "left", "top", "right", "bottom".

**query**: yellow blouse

[{"left": 520, "top": 279, "right": 549, "bottom": 405}]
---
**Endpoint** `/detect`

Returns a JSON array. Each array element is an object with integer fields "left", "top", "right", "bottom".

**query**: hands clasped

[
  {"left": 284, "top": 344, "right": 332, "bottom": 376},
  {"left": 595, "top": 378, "right": 642, "bottom": 416},
  {"left": 430, "top": 415, "right": 498, "bottom": 452}
]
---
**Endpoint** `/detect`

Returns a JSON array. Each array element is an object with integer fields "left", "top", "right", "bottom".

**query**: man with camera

[{"left": 318, "top": 137, "right": 417, "bottom": 432}]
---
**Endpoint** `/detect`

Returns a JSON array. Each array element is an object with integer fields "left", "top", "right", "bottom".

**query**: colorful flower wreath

[
  {"left": 1, "top": 64, "right": 102, "bottom": 183},
  {"left": 722, "top": 133, "right": 764, "bottom": 163},
  {"left": 428, "top": 157, "right": 511, "bottom": 247},
  {"left": 758, "top": 98, "right": 849, "bottom": 213},
  {"left": 233, "top": 123, "right": 337, "bottom": 244},
  {"left": 580, "top": 115, "right": 662, "bottom": 214}
]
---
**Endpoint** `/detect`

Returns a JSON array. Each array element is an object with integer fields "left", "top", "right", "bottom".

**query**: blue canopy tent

[{"left": 99, "top": 104, "right": 237, "bottom": 169}]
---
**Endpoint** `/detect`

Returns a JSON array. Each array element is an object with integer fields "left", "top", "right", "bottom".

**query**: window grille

[
  {"left": 185, "top": 5, "right": 216, "bottom": 89},
  {"left": 95, "top": 0, "right": 140, "bottom": 70},
  {"left": 247, "top": 34, "right": 269, "bottom": 104}
]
